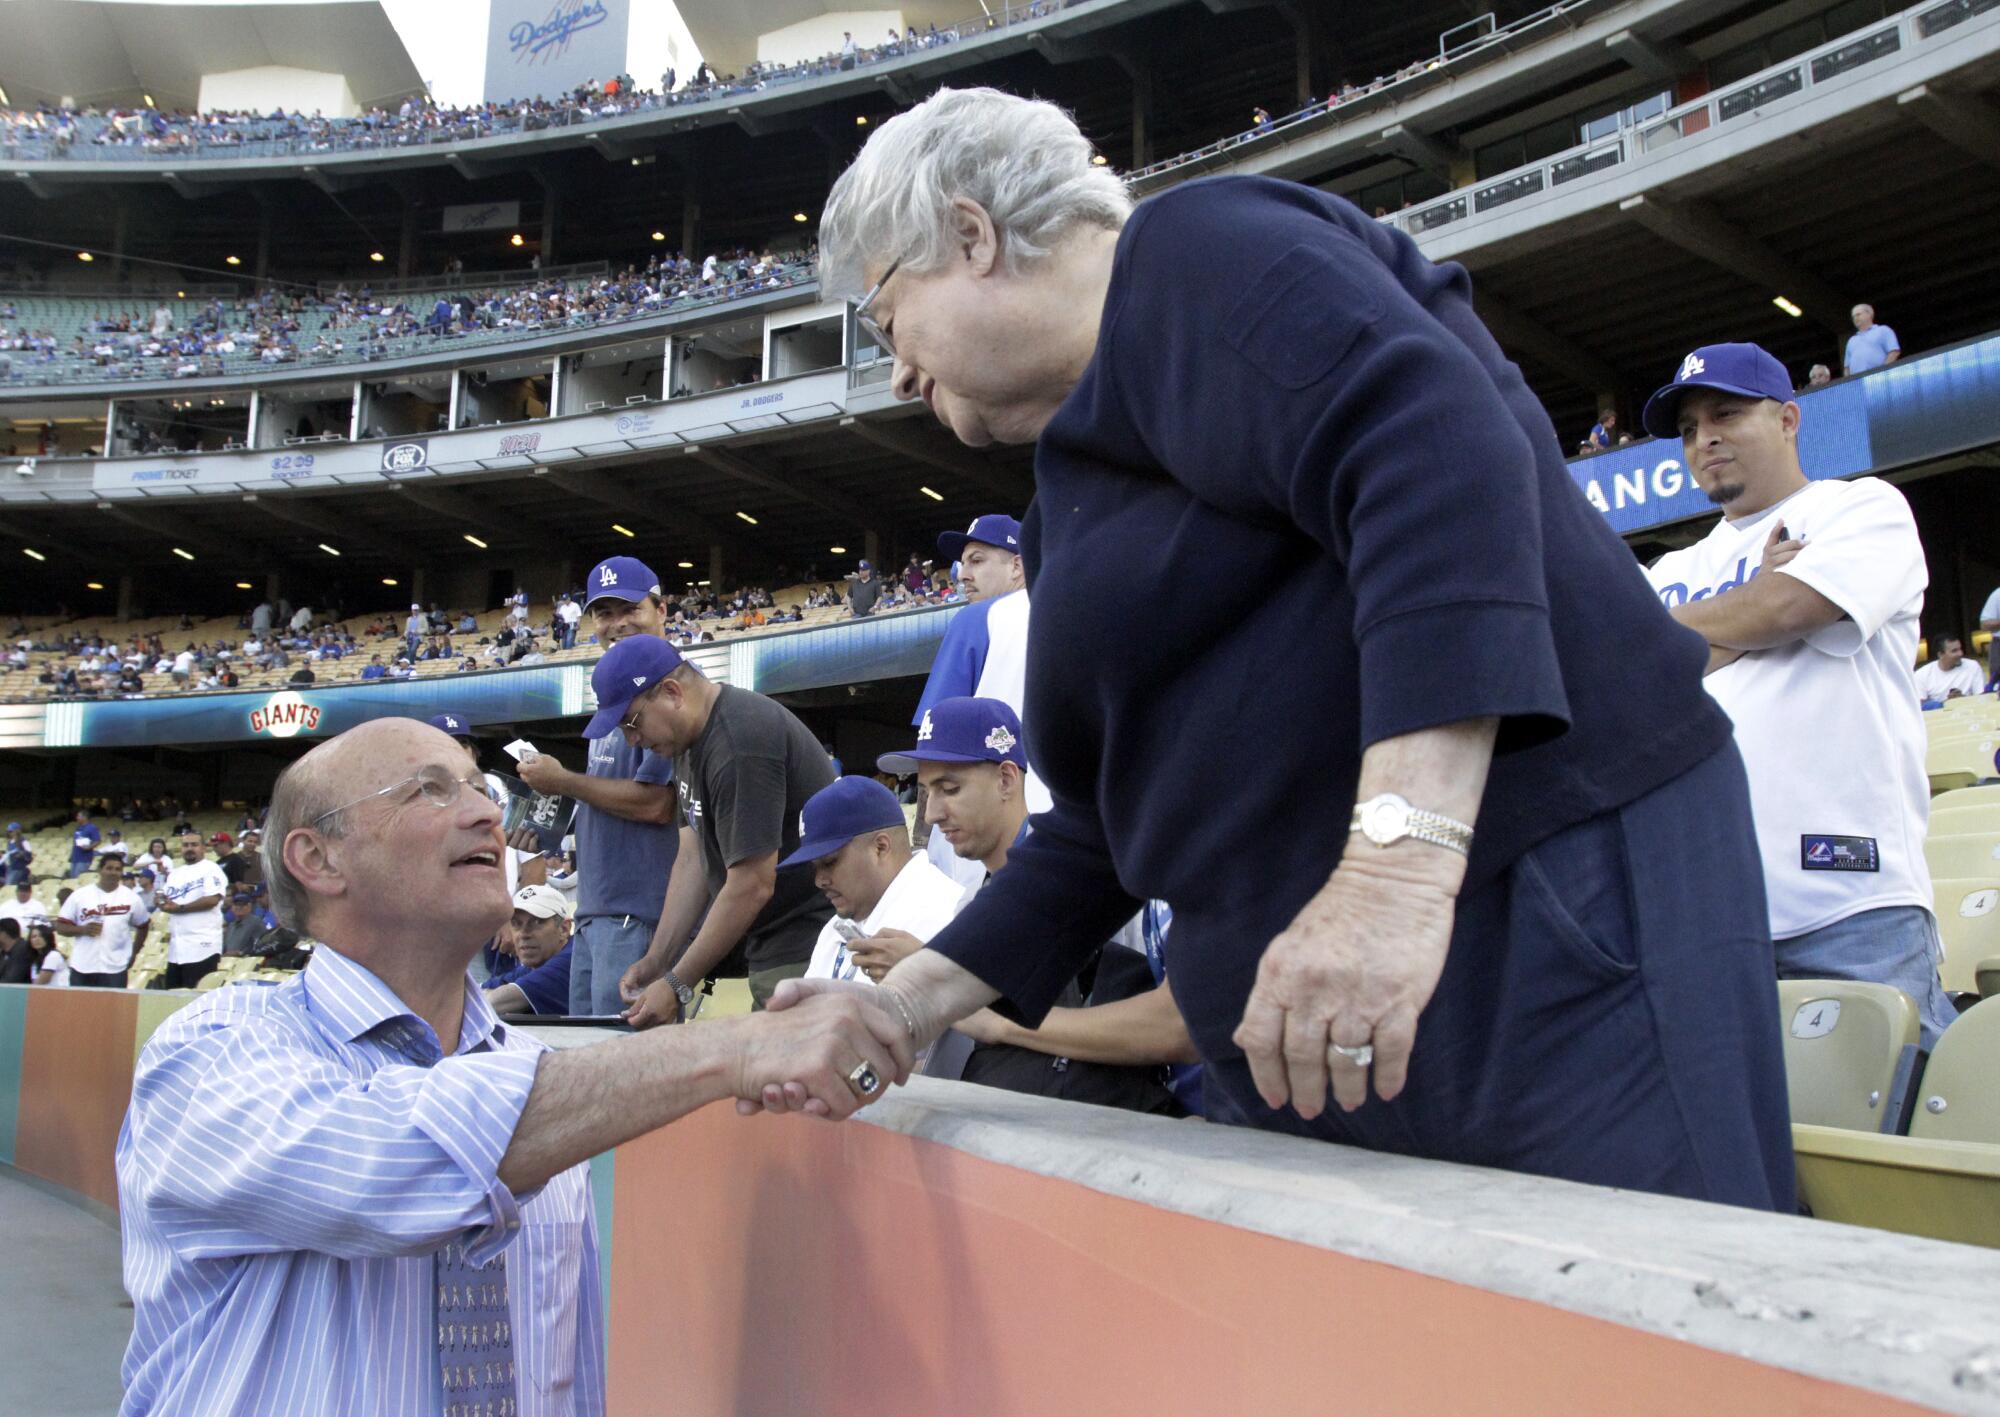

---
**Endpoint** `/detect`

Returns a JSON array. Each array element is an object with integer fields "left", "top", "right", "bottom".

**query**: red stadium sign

[{"left": 248, "top": 692, "right": 323, "bottom": 738}]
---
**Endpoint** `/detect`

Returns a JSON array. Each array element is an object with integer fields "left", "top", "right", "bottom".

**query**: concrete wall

[
  {"left": 197, "top": 67, "right": 359, "bottom": 118},
  {"left": 7, "top": 986, "right": 1999, "bottom": 1415}
]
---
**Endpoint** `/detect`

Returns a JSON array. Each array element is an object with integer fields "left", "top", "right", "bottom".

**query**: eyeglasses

[
  {"left": 620, "top": 680, "right": 660, "bottom": 734},
  {"left": 310, "top": 763, "right": 500, "bottom": 829},
  {"left": 853, "top": 257, "right": 902, "bottom": 357}
]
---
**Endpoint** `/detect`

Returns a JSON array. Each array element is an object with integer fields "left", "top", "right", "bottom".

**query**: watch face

[{"left": 1361, "top": 796, "right": 1410, "bottom": 845}]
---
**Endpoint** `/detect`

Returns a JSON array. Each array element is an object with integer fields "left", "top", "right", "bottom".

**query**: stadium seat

[
  {"left": 1938, "top": 692, "right": 2000, "bottom": 716},
  {"left": 1908, "top": 998, "right": 2000, "bottom": 1145},
  {"left": 1790, "top": 1124, "right": 2000, "bottom": 1249},
  {"left": 1979, "top": 959, "right": 2000, "bottom": 1000},
  {"left": 1930, "top": 804, "right": 2000, "bottom": 839},
  {"left": 1924, "top": 833, "right": 2000, "bottom": 880},
  {"left": 1926, "top": 736, "right": 2000, "bottom": 793},
  {"left": 690, "top": 977, "right": 754, "bottom": 1021},
  {"left": 1930, "top": 877, "right": 2000, "bottom": 994},
  {"left": 1775, "top": 981, "right": 1922, "bottom": 1133},
  {"left": 1931, "top": 784, "right": 2000, "bottom": 812}
]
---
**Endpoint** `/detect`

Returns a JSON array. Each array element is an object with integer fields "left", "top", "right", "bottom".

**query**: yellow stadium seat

[
  {"left": 1925, "top": 834, "right": 2000, "bottom": 880},
  {"left": 690, "top": 977, "right": 754, "bottom": 1020},
  {"left": 1776, "top": 981, "right": 1921, "bottom": 1133},
  {"left": 1932, "top": 784, "right": 2000, "bottom": 812},
  {"left": 1932, "top": 877, "right": 2000, "bottom": 994},
  {"left": 1909, "top": 998, "right": 2000, "bottom": 1145},
  {"left": 1931, "top": 804, "right": 2000, "bottom": 840},
  {"left": 1939, "top": 692, "right": 2000, "bottom": 716},
  {"left": 1978, "top": 959, "right": 2000, "bottom": 999},
  {"left": 1928, "top": 735, "right": 2000, "bottom": 793},
  {"left": 1791, "top": 1124, "right": 2000, "bottom": 1249}
]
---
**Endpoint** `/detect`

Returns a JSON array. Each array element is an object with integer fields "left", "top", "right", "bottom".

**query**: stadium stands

[{"left": 1775, "top": 979, "right": 1922, "bottom": 1133}]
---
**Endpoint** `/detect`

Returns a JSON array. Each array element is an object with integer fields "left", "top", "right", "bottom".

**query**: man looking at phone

[
  {"left": 1639, "top": 343, "right": 1950, "bottom": 1044},
  {"left": 791, "top": 776, "right": 963, "bottom": 983}
]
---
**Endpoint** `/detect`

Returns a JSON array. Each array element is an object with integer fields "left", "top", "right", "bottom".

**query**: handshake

[{"left": 723, "top": 977, "right": 929, "bottom": 1121}]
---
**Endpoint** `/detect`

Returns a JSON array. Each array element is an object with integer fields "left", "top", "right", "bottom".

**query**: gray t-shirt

[
  {"left": 676, "top": 685, "right": 835, "bottom": 971},
  {"left": 574, "top": 734, "right": 677, "bottom": 921}
]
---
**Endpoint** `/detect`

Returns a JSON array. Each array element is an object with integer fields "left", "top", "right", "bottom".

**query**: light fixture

[
  {"left": 1091, "top": 154, "right": 1108, "bottom": 166},
  {"left": 318, "top": 543, "right": 341, "bottom": 557},
  {"left": 919, "top": 486, "right": 944, "bottom": 501},
  {"left": 172, "top": 547, "right": 195, "bottom": 561},
  {"left": 829, "top": 545, "right": 847, "bottom": 554},
  {"left": 676, "top": 560, "right": 694, "bottom": 569},
  {"left": 697, "top": 579, "right": 711, "bottom": 587},
  {"left": 793, "top": 212, "right": 809, "bottom": 223},
  {"left": 510, "top": 234, "right": 524, "bottom": 247},
  {"left": 234, "top": 580, "right": 253, "bottom": 589},
  {"left": 650, "top": 231, "right": 665, "bottom": 242},
  {"left": 22, "top": 548, "right": 45, "bottom": 562},
  {"left": 369, "top": 251, "right": 385, "bottom": 263},
  {"left": 225, "top": 255, "right": 241, "bottom": 266},
  {"left": 77, "top": 251, "right": 94, "bottom": 263},
  {"left": 176, "top": 290, "right": 185, "bottom": 298},
  {"left": 612, "top": 523, "right": 635, "bottom": 538},
  {"left": 1772, "top": 296, "right": 1803, "bottom": 318},
  {"left": 86, "top": 581, "right": 105, "bottom": 590},
  {"left": 855, "top": 115, "right": 868, "bottom": 126},
  {"left": 463, "top": 534, "right": 488, "bottom": 549},
  {"left": 735, "top": 511, "right": 759, "bottom": 525},
  {"left": 382, "top": 577, "right": 399, "bottom": 586}
]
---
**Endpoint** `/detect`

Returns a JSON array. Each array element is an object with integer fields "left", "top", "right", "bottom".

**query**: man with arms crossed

[
  {"left": 515, "top": 555, "right": 679, "bottom": 1014},
  {"left": 118, "top": 718, "right": 911, "bottom": 1415},
  {"left": 592, "top": 636, "right": 836, "bottom": 1023},
  {"left": 156, "top": 831, "right": 229, "bottom": 989},
  {"left": 1640, "top": 342, "right": 1953, "bottom": 1044}
]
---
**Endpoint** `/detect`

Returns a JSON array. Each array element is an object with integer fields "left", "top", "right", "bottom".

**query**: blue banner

[{"left": 1568, "top": 331, "right": 2000, "bottom": 535}]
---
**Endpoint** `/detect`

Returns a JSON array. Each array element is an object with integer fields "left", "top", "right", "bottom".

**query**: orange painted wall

[
  {"left": 607, "top": 1106, "right": 1936, "bottom": 1417},
  {"left": 16, "top": 988, "right": 138, "bottom": 1210}
]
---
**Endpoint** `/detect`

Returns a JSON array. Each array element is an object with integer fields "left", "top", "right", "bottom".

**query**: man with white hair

[
  {"left": 404, "top": 602, "right": 425, "bottom": 662},
  {"left": 1844, "top": 303, "right": 1900, "bottom": 376},
  {"left": 117, "top": 717, "right": 912, "bottom": 1414}
]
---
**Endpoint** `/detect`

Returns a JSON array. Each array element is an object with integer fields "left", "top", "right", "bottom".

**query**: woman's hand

[{"left": 1232, "top": 853, "right": 1459, "bottom": 1117}]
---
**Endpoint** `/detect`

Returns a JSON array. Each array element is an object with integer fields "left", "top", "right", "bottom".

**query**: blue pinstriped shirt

[{"left": 116, "top": 946, "right": 604, "bottom": 1416}]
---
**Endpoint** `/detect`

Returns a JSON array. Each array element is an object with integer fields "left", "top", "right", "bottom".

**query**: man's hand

[
  {"left": 849, "top": 928, "right": 922, "bottom": 982},
  {"left": 1758, "top": 522, "right": 1804, "bottom": 576},
  {"left": 618, "top": 952, "right": 664, "bottom": 1004},
  {"left": 953, "top": 1007, "right": 1010, "bottom": 1045},
  {"left": 505, "top": 826, "right": 541, "bottom": 854},
  {"left": 737, "top": 977, "right": 910, "bottom": 1116},
  {"left": 730, "top": 990, "right": 915, "bottom": 1121},
  {"left": 84, "top": 921, "right": 104, "bottom": 936},
  {"left": 515, "top": 753, "right": 569, "bottom": 794},
  {"left": 622, "top": 976, "right": 683, "bottom": 1029},
  {"left": 1232, "top": 856, "right": 1458, "bottom": 1118}
]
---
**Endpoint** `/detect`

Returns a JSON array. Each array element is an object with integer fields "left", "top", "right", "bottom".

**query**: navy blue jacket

[{"left": 924, "top": 177, "right": 1733, "bottom": 1053}]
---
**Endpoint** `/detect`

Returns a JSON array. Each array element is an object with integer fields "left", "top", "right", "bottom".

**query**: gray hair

[
  {"left": 818, "top": 86, "right": 1132, "bottom": 302},
  {"left": 261, "top": 753, "right": 349, "bottom": 933}
]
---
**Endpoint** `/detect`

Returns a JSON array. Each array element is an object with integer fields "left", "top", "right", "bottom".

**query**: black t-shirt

[
  {"left": 0, "top": 937, "right": 29, "bottom": 984},
  {"left": 675, "top": 685, "right": 835, "bottom": 971}
]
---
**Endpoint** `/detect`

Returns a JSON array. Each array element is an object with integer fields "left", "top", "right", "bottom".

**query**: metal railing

[{"left": 1384, "top": 0, "right": 1987, "bottom": 242}]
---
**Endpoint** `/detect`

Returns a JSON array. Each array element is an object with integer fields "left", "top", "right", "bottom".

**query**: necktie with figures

[{"left": 436, "top": 1238, "right": 518, "bottom": 1417}]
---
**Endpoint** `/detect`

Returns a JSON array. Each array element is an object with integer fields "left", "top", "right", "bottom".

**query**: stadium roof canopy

[
  {"left": 0, "top": 0, "right": 425, "bottom": 113},
  {"left": 676, "top": 0, "right": 973, "bottom": 74}
]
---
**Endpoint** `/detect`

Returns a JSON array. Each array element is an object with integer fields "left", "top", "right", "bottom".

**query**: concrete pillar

[
  {"left": 116, "top": 575, "right": 137, "bottom": 622},
  {"left": 254, "top": 202, "right": 273, "bottom": 282},
  {"left": 708, "top": 544, "right": 725, "bottom": 587},
  {"left": 863, "top": 529, "right": 881, "bottom": 567},
  {"left": 1449, "top": 154, "right": 1477, "bottom": 188},
  {"left": 681, "top": 153, "right": 702, "bottom": 258},
  {"left": 266, "top": 572, "right": 282, "bottom": 603},
  {"left": 411, "top": 568, "right": 427, "bottom": 605},
  {"left": 1130, "top": 65, "right": 1153, "bottom": 169},
  {"left": 398, "top": 200, "right": 420, "bottom": 279},
  {"left": 109, "top": 203, "right": 131, "bottom": 285},
  {"left": 540, "top": 192, "right": 560, "bottom": 266}
]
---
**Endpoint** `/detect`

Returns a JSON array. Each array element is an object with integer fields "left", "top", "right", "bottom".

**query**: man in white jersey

[
  {"left": 56, "top": 853, "right": 152, "bottom": 988},
  {"left": 1640, "top": 342, "right": 1953, "bottom": 1044},
  {"left": 157, "top": 831, "right": 229, "bottom": 989},
  {"left": 1914, "top": 636, "right": 1985, "bottom": 703},
  {"left": 789, "top": 776, "right": 961, "bottom": 983}
]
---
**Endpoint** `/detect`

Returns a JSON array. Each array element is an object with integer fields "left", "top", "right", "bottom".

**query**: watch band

[
  {"left": 1397, "top": 811, "right": 1475, "bottom": 856},
  {"left": 665, "top": 969, "right": 694, "bottom": 1016},
  {"left": 1349, "top": 793, "right": 1475, "bottom": 858}
]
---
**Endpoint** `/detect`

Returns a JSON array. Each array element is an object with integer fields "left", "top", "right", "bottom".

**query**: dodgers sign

[{"left": 482, "top": 0, "right": 630, "bottom": 104}]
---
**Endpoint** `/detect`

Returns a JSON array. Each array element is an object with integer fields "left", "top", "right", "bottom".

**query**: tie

[{"left": 436, "top": 1238, "right": 518, "bottom": 1417}]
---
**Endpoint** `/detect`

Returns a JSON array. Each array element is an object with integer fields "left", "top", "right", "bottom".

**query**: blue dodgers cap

[
  {"left": 584, "top": 555, "right": 663, "bottom": 608},
  {"left": 937, "top": 514, "right": 1022, "bottom": 562},
  {"left": 427, "top": 711, "right": 473, "bottom": 738},
  {"left": 1641, "top": 343, "right": 1795, "bottom": 440},
  {"left": 877, "top": 696, "right": 1026, "bottom": 775},
  {"left": 779, "top": 776, "right": 908, "bottom": 867},
  {"left": 582, "top": 635, "right": 685, "bottom": 739}
]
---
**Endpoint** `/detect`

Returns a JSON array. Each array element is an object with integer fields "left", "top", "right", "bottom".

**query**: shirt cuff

[
  {"left": 1357, "top": 599, "right": 1571, "bottom": 753},
  {"left": 411, "top": 1048, "right": 545, "bottom": 1263}
]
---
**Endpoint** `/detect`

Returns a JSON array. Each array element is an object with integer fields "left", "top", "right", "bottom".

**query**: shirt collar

[{"left": 303, "top": 945, "right": 510, "bottom": 1058}]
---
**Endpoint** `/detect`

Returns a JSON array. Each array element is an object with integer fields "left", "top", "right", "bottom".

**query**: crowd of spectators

[
  {"left": 0, "top": 5, "right": 1087, "bottom": 165},
  {"left": 0, "top": 244, "right": 814, "bottom": 390}
]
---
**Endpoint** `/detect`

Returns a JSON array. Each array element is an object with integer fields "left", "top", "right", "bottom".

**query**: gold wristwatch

[{"left": 1349, "top": 793, "right": 1474, "bottom": 857}]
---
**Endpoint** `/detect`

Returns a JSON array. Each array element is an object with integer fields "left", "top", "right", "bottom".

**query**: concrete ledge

[
  {"left": 0, "top": 1160, "right": 118, "bottom": 1229},
  {"left": 859, "top": 1077, "right": 2000, "bottom": 1414}
]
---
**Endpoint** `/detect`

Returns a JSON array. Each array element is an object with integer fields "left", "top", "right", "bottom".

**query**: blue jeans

[
  {"left": 1777, "top": 906, "right": 1956, "bottom": 1049},
  {"left": 569, "top": 914, "right": 656, "bottom": 1016}
]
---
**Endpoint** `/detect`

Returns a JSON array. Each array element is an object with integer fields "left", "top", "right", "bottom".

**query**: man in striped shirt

[{"left": 118, "top": 717, "right": 914, "bottom": 1416}]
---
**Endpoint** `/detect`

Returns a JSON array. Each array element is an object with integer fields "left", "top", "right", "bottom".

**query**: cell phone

[
  {"left": 830, "top": 918, "right": 867, "bottom": 942},
  {"left": 1774, "top": 523, "right": 1788, "bottom": 541}
]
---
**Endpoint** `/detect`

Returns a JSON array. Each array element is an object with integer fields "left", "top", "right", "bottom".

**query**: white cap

[
  {"left": 411, "top": 603, "right": 421, "bottom": 610},
  {"left": 511, "top": 883, "right": 572, "bottom": 920}
]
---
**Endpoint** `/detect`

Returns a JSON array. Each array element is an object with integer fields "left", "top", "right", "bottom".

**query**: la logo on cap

[
  {"left": 598, "top": 565, "right": 618, "bottom": 586},
  {"left": 1678, "top": 352, "right": 1705, "bottom": 382},
  {"left": 446, "top": 716, "right": 459, "bottom": 728},
  {"left": 916, "top": 711, "right": 935, "bottom": 742}
]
